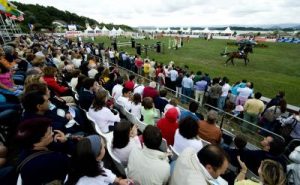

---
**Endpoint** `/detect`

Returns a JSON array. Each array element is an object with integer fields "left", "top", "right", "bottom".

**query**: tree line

[{"left": 11, "top": 1, "right": 134, "bottom": 32}]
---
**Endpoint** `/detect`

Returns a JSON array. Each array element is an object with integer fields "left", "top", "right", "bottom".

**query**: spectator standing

[
  {"left": 175, "top": 72, "right": 183, "bottom": 98},
  {"left": 169, "top": 67, "right": 178, "bottom": 91},
  {"left": 181, "top": 73, "right": 193, "bottom": 104},
  {"left": 194, "top": 77, "right": 208, "bottom": 106},
  {"left": 243, "top": 92, "right": 264, "bottom": 131},
  {"left": 208, "top": 78, "right": 222, "bottom": 108},
  {"left": 218, "top": 77, "right": 231, "bottom": 110}
]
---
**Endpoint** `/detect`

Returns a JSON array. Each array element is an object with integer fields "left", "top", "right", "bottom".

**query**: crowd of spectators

[{"left": 0, "top": 33, "right": 298, "bottom": 185}]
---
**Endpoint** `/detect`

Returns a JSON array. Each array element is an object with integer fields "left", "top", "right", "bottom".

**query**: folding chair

[
  {"left": 124, "top": 109, "right": 137, "bottom": 124},
  {"left": 106, "top": 140, "right": 127, "bottom": 177},
  {"left": 114, "top": 100, "right": 123, "bottom": 111},
  {"left": 169, "top": 145, "right": 179, "bottom": 161},
  {"left": 200, "top": 138, "right": 211, "bottom": 147},
  {"left": 136, "top": 119, "right": 147, "bottom": 133},
  {"left": 74, "top": 93, "right": 79, "bottom": 101},
  {"left": 16, "top": 174, "right": 22, "bottom": 185},
  {"left": 86, "top": 112, "right": 113, "bottom": 142},
  {"left": 159, "top": 138, "right": 169, "bottom": 152}
]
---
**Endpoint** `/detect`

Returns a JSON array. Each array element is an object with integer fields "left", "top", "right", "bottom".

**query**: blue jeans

[
  {"left": 181, "top": 87, "right": 192, "bottom": 103},
  {"left": 218, "top": 96, "right": 227, "bottom": 110}
]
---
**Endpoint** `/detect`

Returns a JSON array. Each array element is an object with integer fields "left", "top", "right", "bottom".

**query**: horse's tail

[{"left": 220, "top": 52, "right": 230, "bottom": 56}]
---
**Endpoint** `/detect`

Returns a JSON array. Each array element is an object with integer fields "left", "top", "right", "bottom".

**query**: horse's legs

[
  {"left": 244, "top": 58, "right": 247, "bottom": 66},
  {"left": 231, "top": 58, "right": 234, "bottom": 65},
  {"left": 225, "top": 57, "right": 231, "bottom": 65}
]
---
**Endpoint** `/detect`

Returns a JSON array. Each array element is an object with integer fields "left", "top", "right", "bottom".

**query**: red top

[
  {"left": 124, "top": 80, "right": 135, "bottom": 91},
  {"left": 135, "top": 58, "right": 143, "bottom": 68},
  {"left": 143, "top": 86, "right": 158, "bottom": 99},
  {"left": 43, "top": 76, "right": 69, "bottom": 95},
  {"left": 157, "top": 108, "right": 179, "bottom": 145}
]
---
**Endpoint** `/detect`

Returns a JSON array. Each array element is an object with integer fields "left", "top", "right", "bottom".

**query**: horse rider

[{"left": 238, "top": 44, "right": 246, "bottom": 56}]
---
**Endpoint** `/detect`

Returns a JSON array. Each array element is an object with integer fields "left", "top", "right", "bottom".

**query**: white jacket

[
  {"left": 127, "top": 147, "right": 170, "bottom": 185},
  {"left": 170, "top": 148, "right": 227, "bottom": 185},
  {"left": 287, "top": 146, "right": 300, "bottom": 185}
]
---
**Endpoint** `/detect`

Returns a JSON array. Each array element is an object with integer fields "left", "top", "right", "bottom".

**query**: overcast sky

[{"left": 18, "top": 0, "right": 300, "bottom": 27}]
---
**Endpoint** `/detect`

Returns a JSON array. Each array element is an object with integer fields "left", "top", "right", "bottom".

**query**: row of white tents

[
  {"left": 144, "top": 26, "right": 234, "bottom": 35},
  {"left": 85, "top": 25, "right": 125, "bottom": 36}
]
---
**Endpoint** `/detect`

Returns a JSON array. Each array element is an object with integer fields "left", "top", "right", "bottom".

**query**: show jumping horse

[{"left": 222, "top": 45, "right": 253, "bottom": 66}]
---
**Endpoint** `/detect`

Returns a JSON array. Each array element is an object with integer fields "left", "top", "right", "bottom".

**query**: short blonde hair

[
  {"left": 24, "top": 74, "right": 44, "bottom": 90},
  {"left": 260, "top": 159, "right": 286, "bottom": 185},
  {"left": 31, "top": 56, "right": 45, "bottom": 67}
]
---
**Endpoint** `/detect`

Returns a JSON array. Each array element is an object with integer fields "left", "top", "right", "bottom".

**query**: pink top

[{"left": 0, "top": 72, "right": 13, "bottom": 88}]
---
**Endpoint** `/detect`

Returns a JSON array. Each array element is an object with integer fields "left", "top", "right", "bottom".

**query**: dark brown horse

[{"left": 222, "top": 46, "right": 253, "bottom": 66}]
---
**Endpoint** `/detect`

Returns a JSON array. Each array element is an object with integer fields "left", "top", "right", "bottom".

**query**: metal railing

[{"left": 106, "top": 61, "right": 285, "bottom": 148}]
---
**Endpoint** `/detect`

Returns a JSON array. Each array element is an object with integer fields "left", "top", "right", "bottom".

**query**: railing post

[{"left": 220, "top": 114, "right": 225, "bottom": 129}]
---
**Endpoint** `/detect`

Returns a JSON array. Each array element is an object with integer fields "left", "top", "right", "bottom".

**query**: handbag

[{"left": 278, "top": 118, "right": 297, "bottom": 139}]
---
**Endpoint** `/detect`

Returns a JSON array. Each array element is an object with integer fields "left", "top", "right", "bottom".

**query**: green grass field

[{"left": 88, "top": 36, "right": 300, "bottom": 106}]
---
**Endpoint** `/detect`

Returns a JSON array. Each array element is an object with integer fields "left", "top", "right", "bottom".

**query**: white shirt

[
  {"left": 109, "top": 50, "right": 114, "bottom": 58},
  {"left": 112, "top": 84, "right": 123, "bottom": 100},
  {"left": 76, "top": 165, "right": 116, "bottom": 185},
  {"left": 237, "top": 87, "right": 253, "bottom": 98},
  {"left": 173, "top": 129, "right": 203, "bottom": 154},
  {"left": 181, "top": 77, "right": 193, "bottom": 89},
  {"left": 72, "top": 58, "right": 82, "bottom": 68},
  {"left": 86, "top": 47, "right": 91, "bottom": 54},
  {"left": 133, "top": 84, "right": 145, "bottom": 95},
  {"left": 164, "top": 104, "right": 181, "bottom": 116},
  {"left": 169, "top": 70, "right": 178, "bottom": 82},
  {"left": 130, "top": 102, "right": 142, "bottom": 119},
  {"left": 170, "top": 148, "right": 228, "bottom": 185},
  {"left": 52, "top": 57, "right": 62, "bottom": 68},
  {"left": 117, "top": 96, "right": 131, "bottom": 110},
  {"left": 221, "top": 83, "right": 231, "bottom": 97},
  {"left": 70, "top": 77, "right": 78, "bottom": 90},
  {"left": 112, "top": 136, "right": 142, "bottom": 166},
  {"left": 88, "top": 107, "right": 120, "bottom": 133},
  {"left": 95, "top": 49, "right": 99, "bottom": 55},
  {"left": 88, "top": 69, "right": 98, "bottom": 78},
  {"left": 128, "top": 147, "right": 170, "bottom": 185}
]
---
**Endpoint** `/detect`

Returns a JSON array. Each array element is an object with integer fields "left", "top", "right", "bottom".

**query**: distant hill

[{"left": 11, "top": 2, "right": 134, "bottom": 32}]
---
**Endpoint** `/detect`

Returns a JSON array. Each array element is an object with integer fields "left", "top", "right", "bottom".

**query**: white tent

[
  {"left": 184, "top": 27, "right": 191, "bottom": 33},
  {"left": 101, "top": 26, "right": 109, "bottom": 35},
  {"left": 156, "top": 27, "right": 162, "bottom": 33},
  {"left": 192, "top": 29, "right": 202, "bottom": 34},
  {"left": 166, "top": 27, "right": 171, "bottom": 33},
  {"left": 85, "top": 25, "right": 94, "bottom": 34},
  {"left": 110, "top": 27, "right": 117, "bottom": 36},
  {"left": 117, "top": 27, "right": 124, "bottom": 35},
  {"left": 222, "top": 27, "right": 233, "bottom": 35},
  {"left": 94, "top": 26, "right": 101, "bottom": 33},
  {"left": 201, "top": 27, "right": 211, "bottom": 33}
]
